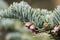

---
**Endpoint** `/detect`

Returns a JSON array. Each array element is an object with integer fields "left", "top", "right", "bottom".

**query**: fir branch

[{"left": 0, "top": 1, "right": 59, "bottom": 29}]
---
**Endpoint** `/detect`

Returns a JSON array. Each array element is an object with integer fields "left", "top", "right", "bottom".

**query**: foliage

[
  {"left": 6, "top": 33, "right": 21, "bottom": 40},
  {"left": 0, "top": 1, "right": 60, "bottom": 40},
  {"left": 0, "top": 1, "right": 60, "bottom": 29}
]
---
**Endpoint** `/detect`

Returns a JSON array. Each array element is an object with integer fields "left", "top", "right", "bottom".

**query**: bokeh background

[{"left": 4, "top": 0, "right": 60, "bottom": 10}]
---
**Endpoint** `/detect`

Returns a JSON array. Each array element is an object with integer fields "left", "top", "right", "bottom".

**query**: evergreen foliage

[
  {"left": 6, "top": 33, "right": 21, "bottom": 40},
  {"left": 0, "top": 1, "right": 59, "bottom": 29},
  {"left": 0, "top": 0, "right": 60, "bottom": 40}
]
